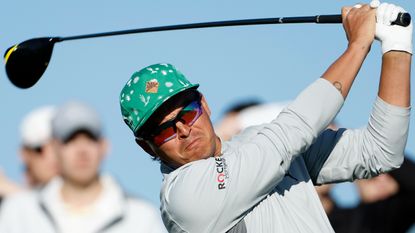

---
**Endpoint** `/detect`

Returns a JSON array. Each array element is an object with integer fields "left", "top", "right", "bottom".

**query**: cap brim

[
  {"left": 59, "top": 127, "right": 101, "bottom": 143},
  {"left": 134, "top": 83, "right": 199, "bottom": 134}
]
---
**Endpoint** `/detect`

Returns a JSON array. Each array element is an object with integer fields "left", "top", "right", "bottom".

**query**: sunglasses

[
  {"left": 24, "top": 145, "right": 44, "bottom": 154},
  {"left": 138, "top": 98, "right": 203, "bottom": 146}
]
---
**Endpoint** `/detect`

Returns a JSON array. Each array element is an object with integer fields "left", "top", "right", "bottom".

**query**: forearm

[
  {"left": 378, "top": 51, "right": 411, "bottom": 107},
  {"left": 322, "top": 42, "right": 370, "bottom": 98}
]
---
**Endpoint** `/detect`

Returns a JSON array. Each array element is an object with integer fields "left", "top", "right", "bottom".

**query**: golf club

[{"left": 4, "top": 13, "right": 411, "bottom": 89}]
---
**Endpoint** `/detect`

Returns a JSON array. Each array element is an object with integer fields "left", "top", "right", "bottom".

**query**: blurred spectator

[
  {"left": 0, "top": 170, "right": 21, "bottom": 205},
  {"left": 315, "top": 122, "right": 415, "bottom": 233},
  {"left": 215, "top": 99, "right": 289, "bottom": 141},
  {"left": 0, "top": 101, "right": 166, "bottom": 233},
  {"left": 20, "top": 106, "right": 58, "bottom": 187},
  {"left": 1, "top": 106, "right": 57, "bottom": 206},
  {"left": 325, "top": 156, "right": 415, "bottom": 233},
  {"left": 315, "top": 183, "right": 334, "bottom": 213},
  {"left": 214, "top": 99, "right": 262, "bottom": 141}
]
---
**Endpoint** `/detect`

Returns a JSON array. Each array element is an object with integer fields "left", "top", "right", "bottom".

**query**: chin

[
  {"left": 193, "top": 148, "right": 214, "bottom": 161},
  {"left": 67, "top": 172, "right": 97, "bottom": 185}
]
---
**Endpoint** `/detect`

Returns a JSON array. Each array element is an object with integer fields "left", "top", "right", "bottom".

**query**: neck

[
  {"left": 60, "top": 176, "right": 102, "bottom": 208},
  {"left": 214, "top": 136, "right": 222, "bottom": 157}
]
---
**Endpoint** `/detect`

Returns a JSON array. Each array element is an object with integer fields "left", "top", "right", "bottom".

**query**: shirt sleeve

[
  {"left": 301, "top": 128, "right": 347, "bottom": 184},
  {"left": 161, "top": 78, "right": 344, "bottom": 232},
  {"left": 313, "top": 96, "right": 410, "bottom": 184}
]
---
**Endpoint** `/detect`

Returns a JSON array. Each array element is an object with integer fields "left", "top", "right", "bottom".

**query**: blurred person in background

[
  {"left": 315, "top": 156, "right": 415, "bottom": 233},
  {"left": 0, "top": 101, "right": 166, "bottom": 233},
  {"left": 214, "top": 99, "right": 262, "bottom": 141},
  {"left": 215, "top": 100, "right": 289, "bottom": 141},
  {"left": 0, "top": 171, "right": 21, "bottom": 206},
  {"left": 19, "top": 106, "right": 58, "bottom": 187},
  {"left": 0, "top": 106, "right": 57, "bottom": 206}
]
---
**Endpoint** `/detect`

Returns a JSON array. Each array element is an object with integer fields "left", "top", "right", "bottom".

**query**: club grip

[
  {"left": 316, "top": 14, "right": 342, "bottom": 24},
  {"left": 392, "top": 13, "right": 411, "bottom": 26},
  {"left": 317, "top": 13, "right": 411, "bottom": 27}
]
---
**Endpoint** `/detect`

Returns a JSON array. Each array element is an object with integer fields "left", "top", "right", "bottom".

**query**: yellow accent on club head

[{"left": 4, "top": 45, "right": 18, "bottom": 64}]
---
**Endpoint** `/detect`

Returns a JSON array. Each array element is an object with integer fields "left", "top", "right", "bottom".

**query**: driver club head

[{"left": 4, "top": 37, "right": 58, "bottom": 89}]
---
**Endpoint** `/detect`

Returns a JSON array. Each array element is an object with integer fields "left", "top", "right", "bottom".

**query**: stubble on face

[{"left": 147, "top": 91, "right": 221, "bottom": 167}]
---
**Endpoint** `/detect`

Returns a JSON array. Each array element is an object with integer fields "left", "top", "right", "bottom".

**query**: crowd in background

[
  {"left": 0, "top": 97, "right": 414, "bottom": 232},
  {"left": 0, "top": 102, "right": 167, "bottom": 233}
]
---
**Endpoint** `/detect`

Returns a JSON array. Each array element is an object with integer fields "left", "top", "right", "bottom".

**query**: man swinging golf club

[{"left": 119, "top": 1, "right": 412, "bottom": 232}]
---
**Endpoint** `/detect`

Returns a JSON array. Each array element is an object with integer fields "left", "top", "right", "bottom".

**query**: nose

[
  {"left": 175, "top": 121, "right": 191, "bottom": 139},
  {"left": 71, "top": 138, "right": 92, "bottom": 156}
]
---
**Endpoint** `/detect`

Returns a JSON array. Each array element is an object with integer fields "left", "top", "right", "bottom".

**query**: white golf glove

[{"left": 373, "top": 2, "right": 413, "bottom": 54}]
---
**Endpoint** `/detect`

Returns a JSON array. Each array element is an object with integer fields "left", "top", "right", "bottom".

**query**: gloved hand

[{"left": 372, "top": 1, "right": 413, "bottom": 54}]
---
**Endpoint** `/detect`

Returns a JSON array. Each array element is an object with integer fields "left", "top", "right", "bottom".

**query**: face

[
  {"left": 315, "top": 184, "right": 332, "bottom": 197},
  {"left": 356, "top": 174, "right": 399, "bottom": 203},
  {"left": 54, "top": 133, "right": 107, "bottom": 186},
  {"left": 315, "top": 184, "right": 333, "bottom": 213},
  {"left": 141, "top": 92, "right": 221, "bottom": 167},
  {"left": 214, "top": 112, "right": 242, "bottom": 141},
  {"left": 21, "top": 142, "right": 58, "bottom": 187}
]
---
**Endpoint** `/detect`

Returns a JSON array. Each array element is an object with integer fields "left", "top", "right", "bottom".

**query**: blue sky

[{"left": 1, "top": 0, "right": 414, "bottom": 208}]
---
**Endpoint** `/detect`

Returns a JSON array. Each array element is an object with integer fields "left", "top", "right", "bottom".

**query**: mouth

[{"left": 185, "top": 138, "right": 200, "bottom": 151}]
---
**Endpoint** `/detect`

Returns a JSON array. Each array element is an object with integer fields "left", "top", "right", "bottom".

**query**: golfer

[{"left": 119, "top": 2, "right": 412, "bottom": 232}]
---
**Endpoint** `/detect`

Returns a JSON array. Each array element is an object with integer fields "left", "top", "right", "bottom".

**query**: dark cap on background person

[{"left": 52, "top": 101, "right": 102, "bottom": 142}]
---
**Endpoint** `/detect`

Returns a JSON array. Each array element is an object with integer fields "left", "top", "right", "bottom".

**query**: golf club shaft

[{"left": 58, "top": 13, "right": 411, "bottom": 42}]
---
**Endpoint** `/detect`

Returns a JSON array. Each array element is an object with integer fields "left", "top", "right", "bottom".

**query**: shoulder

[
  {"left": 0, "top": 189, "right": 41, "bottom": 222},
  {"left": 125, "top": 196, "right": 160, "bottom": 214},
  {"left": 102, "top": 175, "right": 161, "bottom": 216},
  {"left": 2, "top": 189, "right": 38, "bottom": 207},
  {"left": 160, "top": 159, "right": 227, "bottom": 228},
  {"left": 227, "top": 124, "right": 266, "bottom": 145},
  {"left": 162, "top": 159, "right": 218, "bottom": 197},
  {"left": 122, "top": 196, "right": 166, "bottom": 232}
]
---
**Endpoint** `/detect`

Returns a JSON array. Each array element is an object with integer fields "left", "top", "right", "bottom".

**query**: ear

[
  {"left": 99, "top": 139, "right": 110, "bottom": 160},
  {"left": 50, "top": 139, "right": 61, "bottom": 154},
  {"left": 20, "top": 147, "right": 30, "bottom": 163},
  {"left": 200, "top": 94, "right": 211, "bottom": 116},
  {"left": 135, "top": 138, "right": 158, "bottom": 159}
]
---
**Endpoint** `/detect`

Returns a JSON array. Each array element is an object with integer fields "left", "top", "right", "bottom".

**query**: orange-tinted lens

[
  {"left": 153, "top": 126, "right": 176, "bottom": 146},
  {"left": 151, "top": 100, "right": 202, "bottom": 146},
  {"left": 181, "top": 110, "right": 198, "bottom": 125}
]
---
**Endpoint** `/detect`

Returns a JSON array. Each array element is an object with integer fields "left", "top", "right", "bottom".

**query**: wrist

[
  {"left": 346, "top": 42, "right": 371, "bottom": 59},
  {"left": 382, "top": 40, "right": 413, "bottom": 55},
  {"left": 347, "top": 41, "right": 372, "bottom": 54},
  {"left": 382, "top": 50, "right": 412, "bottom": 62}
]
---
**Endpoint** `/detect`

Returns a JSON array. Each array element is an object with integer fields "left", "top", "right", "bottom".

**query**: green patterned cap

[{"left": 120, "top": 63, "right": 199, "bottom": 135}]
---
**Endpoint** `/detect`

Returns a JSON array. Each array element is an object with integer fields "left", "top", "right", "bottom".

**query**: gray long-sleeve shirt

[{"left": 159, "top": 78, "right": 410, "bottom": 233}]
